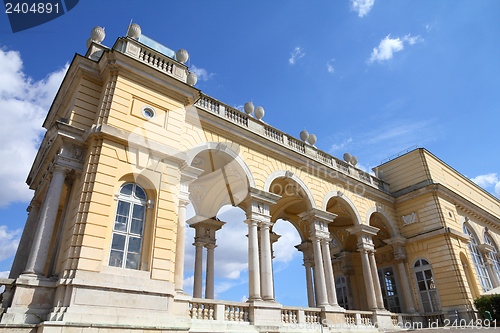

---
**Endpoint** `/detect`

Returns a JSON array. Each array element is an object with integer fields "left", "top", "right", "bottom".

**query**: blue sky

[{"left": 0, "top": 0, "right": 499, "bottom": 306}]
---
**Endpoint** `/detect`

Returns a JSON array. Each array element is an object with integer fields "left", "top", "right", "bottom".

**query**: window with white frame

[
  {"left": 109, "top": 183, "right": 147, "bottom": 270},
  {"left": 463, "top": 225, "right": 493, "bottom": 292},
  {"left": 335, "top": 276, "right": 349, "bottom": 309},
  {"left": 484, "top": 233, "right": 500, "bottom": 283},
  {"left": 413, "top": 259, "right": 441, "bottom": 313}
]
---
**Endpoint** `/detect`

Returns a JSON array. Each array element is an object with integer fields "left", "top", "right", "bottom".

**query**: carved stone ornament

[{"left": 402, "top": 212, "right": 418, "bottom": 226}]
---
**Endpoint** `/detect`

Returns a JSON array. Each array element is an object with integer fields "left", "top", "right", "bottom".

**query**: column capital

[
  {"left": 189, "top": 217, "right": 225, "bottom": 246},
  {"left": 386, "top": 236, "right": 408, "bottom": 262},
  {"left": 27, "top": 200, "right": 40, "bottom": 212},
  {"left": 299, "top": 209, "right": 336, "bottom": 240},
  {"left": 244, "top": 188, "right": 280, "bottom": 224},
  {"left": 205, "top": 243, "right": 217, "bottom": 250}
]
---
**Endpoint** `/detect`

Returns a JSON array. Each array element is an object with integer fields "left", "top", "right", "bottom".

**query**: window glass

[
  {"left": 413, "top": 259, "right": 442, "bottom": 313},
  {"left": 378, "top": 266, "right": 401, "bottom": 313},
  {"left": 463, "top": 225, "right": 493, "bottom": 292},
  {"left": 109, "top": 183, "right": 148, "bottom": 270}
]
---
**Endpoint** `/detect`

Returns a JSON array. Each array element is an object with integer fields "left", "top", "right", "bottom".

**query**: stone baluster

[{"left": 25, "top": 166, "right": 68, "bottom": 276}]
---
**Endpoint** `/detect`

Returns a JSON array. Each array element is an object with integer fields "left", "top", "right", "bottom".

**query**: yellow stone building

[{"left": 0, "top": 24, "right": 499, "bottom": 332}]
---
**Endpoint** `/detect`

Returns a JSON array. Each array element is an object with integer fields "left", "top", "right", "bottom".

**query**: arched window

[
  {"left": 109, "top": 183, "right": 148, "bottom": 270},
  {"left": 463, "top": 225, "right": 492, "bottom": 292},
  {"left": 335, "top": 276, "right": 349, "bottom": 309},
  {"left": 413, "top": 259, "right": 441, "bottom": 313},
  {"left": 484, "top": 233, "right": 500, "bottom": 282}
]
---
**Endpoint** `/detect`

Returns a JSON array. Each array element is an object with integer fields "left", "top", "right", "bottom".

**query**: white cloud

[
  {"left": 329, "top": 138, "right": 353, "bottom": 153},
  {"left": 190, "top": 64, "right": 214, "bottom": 81},
  {"left": 350, "top": 0, "right": 375, "bottom": 18},
  {"left": 326, "top": 59, "right": 335, "bottom": 74},
  {"left": 0, "top": 225, "right": 21, "bottom": 262},
  {"left": 289, "top": 47, "right": 305, "bottom": 65},
  {"left": 368, "top": 34, "right": 422, "bottom": 64},
  {"left": 272, "top": 220, "right": 301, "bottom": 264},
  {"left": 471, "top": 173, "right": 500, "bottom": 197},
  {"left": 0, "top": 47, "right": 68, "bottom": 207}
]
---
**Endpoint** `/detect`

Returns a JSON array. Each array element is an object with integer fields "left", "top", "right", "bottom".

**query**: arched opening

[
  {"left": 369, "top": 212, "right": 403, "bottom": 313},
  {"left": 267, "top": 174, "right": 315, "bottom": 306},
  {"left": 325, "top": 195, "right": 363, "bottom": 310},
  {"left": 183, "top": 145, "right": 255, "bottom": 302},
  {"left": 184, "top": 204, "right": 249, "bottom": 301}
]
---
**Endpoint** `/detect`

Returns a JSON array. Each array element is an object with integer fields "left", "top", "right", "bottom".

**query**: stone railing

[
  {"left": 281, "top": 308, "right": 298, "bottom": 324},
  {"left": 189, "top": 301, "right": 215, "bottom": 320},
  {"left": 194, "top": 93, "right": 391, "bottom": 193},
  {"left": 0, "top": 278, "right": 15, "bottom": 320},
  {"left": 225, "top": 303, "right": 249, "bottom": 322},
  {"left": 189, "top": 299, "right": 249, "bottom": 323},
  {"left": 115, "top": 37, "right": 188, "bottom": 83},
  {"left": 304, "top": 309, "right": 322, "bottom": 324}
]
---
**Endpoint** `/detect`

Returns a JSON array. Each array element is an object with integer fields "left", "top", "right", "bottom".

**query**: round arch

[
  {"left": 460, "top": 217, "right": 483, "bottom": 244},
  {"left": 365, "top": 206, "right": 398, "bottom": 238},
  {"left": 186, "top": 142, "right": 256, "bottom": 188},
  {"left": 322, "top": 191, "right": 362, "bottom": 225},
  {"left": 263, "top": 170, "right": 316, "bottom": 209}
]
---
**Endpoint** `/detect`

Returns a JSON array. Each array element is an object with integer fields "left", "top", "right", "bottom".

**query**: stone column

[
  {"left": 305, "top": 262, "right": 315, "bottom": 307},
  {"left": 25, "top": 167, "right": 67, "bottom": 276},
  {"left": 369, "top": 250, "right": 385, "bottom": 309},
  {"left": 247, "top": 219, "right": 261, "bottom": 301},
  {"left": 396, "top": 260, "right": 417, "bottom": 312},
  {"left": 174, "top": 198, "right": 190, "bottom": 292},
  {"left": 9, "top": 200, "right": 40, "bottom": 279},
  {"left": 360, "top": 248, "right": 377, "bottom": 310},
  {"left": 347, "top": 224, "right": 379, "bottom": 310},
  {"left": 296, "top": 242, "right": 315, "bottom": 307},
  {"left": 193, "top": 242, "right": 204, "bottom": 298},
  {"left": 244, "top": 188, "right": 280, "bottom": 302},
  {"left": 312, "top": 238, "right": 329, "bottom": 306},
  {"left": 321, "top": 239, "right": 338, "bottom": 306},
  {"left": 386, "top": 236, "right": 417, "bottom": 313},
  {"left": 260, "top": 222, "right": 274, "bottom": 301},
  {"left": 205, "top": 244, "right": 216, "bottom": 299}
]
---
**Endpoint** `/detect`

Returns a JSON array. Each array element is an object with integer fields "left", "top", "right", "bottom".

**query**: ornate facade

[{"left": 0, "top": 24, "right": 499, "bottom": 333}]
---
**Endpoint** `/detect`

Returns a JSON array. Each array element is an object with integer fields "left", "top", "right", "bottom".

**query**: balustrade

[
  {"left": 225, "top": 304, "right": 249, "bottom": 322},
  {"left": 281, "top": 309, "right": 298, "bottom": 324},
  {"left": 225, "top": 108, "right": 248, "bottom": 127},
  {"left": 138, "top": 49, "right": 174, "bottom": 75},
  {"left": 194, "top": 92, "right": 390, "bottom": 192},
  {"left": 264, "top": 126, "right": 284, "bottom": 143},
  {"left": 287, "top": 136, "right": 306, "bottom": 153},
  {"left": 304, "top": 310, "right": 321, "bottom": 324},
  {"left": 189, "top": 302, "right": 214, "bottom": 320}
]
